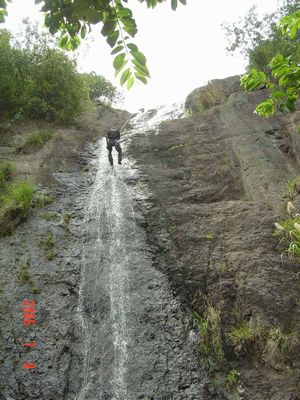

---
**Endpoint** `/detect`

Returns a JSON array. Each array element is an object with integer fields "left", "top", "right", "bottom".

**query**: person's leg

[
  {"left": 116, "top": 142, "right": 122, "bottom": 164},
  {"left": 108, "top": 150, "right": 113, "bottom": 165},
  {"left": 107, "top": 140, "right": 113, "bottom": 165}
]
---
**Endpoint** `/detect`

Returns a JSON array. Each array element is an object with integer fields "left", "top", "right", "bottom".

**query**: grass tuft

[
  {"left": 39, "top": 232, "right": 56, "bottom": 260},
  {"left": 193, "top": 302, "right": 225, "bottom": 366},
  {"left": 0, "top": 161, "right": 15, "bottom": 190},
  {"left": 16, "top": 130, "right": 54, "bottom": 153},
  {"left": 0, "top": 181, "right": 34, "bottom": 236},
  {"left": 227, "top": 320, "right": 265, "bottom": 357},
  {"left": 226, "top": 369, "right": 240, "bottom": 389}
]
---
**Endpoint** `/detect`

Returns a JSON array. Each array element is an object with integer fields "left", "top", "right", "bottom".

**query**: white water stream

[{"left": 73, "top": 104, "right": 203, "bottom": 400}]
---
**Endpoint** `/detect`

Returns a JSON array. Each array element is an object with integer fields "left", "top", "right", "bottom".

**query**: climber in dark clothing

[{"left": 106, "top": 126, "right": 122, "bottom": 165}]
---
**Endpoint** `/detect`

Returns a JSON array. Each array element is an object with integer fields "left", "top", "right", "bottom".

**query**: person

[{"left": 106, "top": 126, "right": 122, "bottom": 166}]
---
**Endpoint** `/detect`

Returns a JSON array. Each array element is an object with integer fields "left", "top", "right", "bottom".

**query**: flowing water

[{"left": 71, "top": 104, "right": 203, "bottom": 400}]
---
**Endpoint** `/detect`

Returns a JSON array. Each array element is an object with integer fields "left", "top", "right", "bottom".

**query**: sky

[{"left": 3, "top": 0, "right": 281, "bottom": 112}]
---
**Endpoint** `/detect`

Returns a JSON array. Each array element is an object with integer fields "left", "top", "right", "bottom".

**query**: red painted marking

[
  {"left": 22, "top": 300, "right": 36, "bottom": 307},
  {"left": 23, "top": 362, "right": 36, "bottom": 369},
  {"left": 23, "top": 341, "right": 36, "bottom": 348}
]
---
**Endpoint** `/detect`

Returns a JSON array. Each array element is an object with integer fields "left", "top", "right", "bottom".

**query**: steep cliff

[{"left": 128, "top": 76, "right": 300, "bottom": 400}]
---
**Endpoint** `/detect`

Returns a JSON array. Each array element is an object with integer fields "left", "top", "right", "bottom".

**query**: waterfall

[{"left": 74, "top": 104, "right": 203, "bottom": 400}]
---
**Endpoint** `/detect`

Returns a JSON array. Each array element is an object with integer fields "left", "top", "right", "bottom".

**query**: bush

[
  {"left": 0, "top": 22, "right": 92, "bottom": 122},
  {"left": 82, "top": 72, "right": 123, "bottom": 104}
]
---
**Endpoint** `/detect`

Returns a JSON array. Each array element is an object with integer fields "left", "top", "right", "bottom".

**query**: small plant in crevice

[
  {"left": 41, "top": 212, "right": 55, "bottom": 221},
  {"left": 226, "top": 369, "right": 240, "bottom": 389},
  {"left": 193, "top": 300, "right": 225, "bottom": 368},
  {"left": 0, "top": 161, "right": 15, "bottom": 191},
  {"left": 33, "top": 192, "right": 55, "bottom": 208},
  {"left": 63, "top": 213, "right": 71, "bottom": 224},
  {"left": 206, "top": 232, "right": 215, "bottom": 241},
  {"left": 31, "top": 287, "right": 40, "bottom": 295},
  {"left": 19, "top": 259, "right": 31, "bottom": 284},
  {"left": 283, "top": 177, "right": 300, "bottom": 200},
  {"left": 39, "top": 232, "right": 57, "bottom": 260},
  {"left": 273, "top": 201, "right": 300, "bottom": 262}
]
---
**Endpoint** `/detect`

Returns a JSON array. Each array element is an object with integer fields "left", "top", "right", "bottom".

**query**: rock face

[
  {"left": 128, "top": 77, "right": 300, "bottom": 400},
  {"left": 1, "top": 80, "right": 300, "bottom": 400}
]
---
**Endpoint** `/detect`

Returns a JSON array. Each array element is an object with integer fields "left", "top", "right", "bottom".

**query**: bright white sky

[{"left": 4, "top": 0, "right": 280, "bottom": 112}]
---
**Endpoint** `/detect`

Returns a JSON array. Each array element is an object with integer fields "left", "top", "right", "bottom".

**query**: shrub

[
  {"left": 274, "top": 202, "right": 300, "bottom": 261},
  {"left": 0, "top": 23, "right": 92, "bottom": 122}
]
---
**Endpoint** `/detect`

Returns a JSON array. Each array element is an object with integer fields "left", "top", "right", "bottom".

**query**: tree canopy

[
  {"left": 240, "top": 10, "right": 300, "bottom": 120},
  {"left": 0, "top": 0, "right": 187, "bottom": 89},
  {"left": 222, "top": 0, "right": 300, "bottom": 72},
  {"left": 0, "top": 21, "right": 120, "bottom": 122}
]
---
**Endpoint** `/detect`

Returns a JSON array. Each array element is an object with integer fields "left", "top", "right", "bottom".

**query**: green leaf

[
  {"left": 255, "top": 99, "right": 275, "bottom": 117},
  {"left": 58, "top": 35, "right": 69, "bottom": 48},
  {"left": 127, "top": 43, "right": 138, "bottom": 52},
  {"left": 111, "top": 45, "right": 124, "bottom": 55},
  {"left": 132, "top": 59, "right": 150, "bottom": 77},
  {"left": 80, "top": 25, "right": 87, "bottom": 39},
  {"left": 113, "top": 53, "right": 126, "bottom": 71},
  {"left": 135, "top": 72, "right": 147, "bottom": 84},
  {"left": 123, "top": 25, "right": 137, "bottom": 36},
  {"left": 120, "top": 68, "right": 131, "bottom": 86},
  {"left": 127, "top": 76, "right": 134, "bottom": 90},
  {"left": 101, "top": 20, "right": 117, "bottom": 37},
  {"left": 131, "top": 50, "right": 147, "bottom": 65},
  {"left": 271, "top": 90, "right": 286, "bottom": 99},
  {"left": 114, "top": 60, "right": 128, "bottom": 77},
  {"left": 107, "top": 30, "right": 119, "bottom": 48},
  {"left": 171, "top": 0, "right": 178, "bottom": 10}
]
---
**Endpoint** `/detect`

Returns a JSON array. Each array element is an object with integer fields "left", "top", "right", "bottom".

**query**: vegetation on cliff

[{"left": 0, "top": 20, "right": 120, "bottom": 122}]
